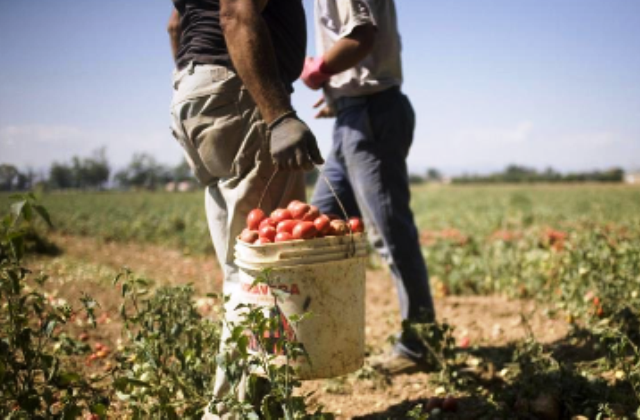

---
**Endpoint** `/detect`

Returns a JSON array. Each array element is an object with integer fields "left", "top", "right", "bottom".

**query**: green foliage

[
  {"left": 0, "top": 194, "right": 106, "bottom": 418},
  {"left": 111, "top": 269, "right": 221, "bottom": 418},
  {"left": 2, "top": 185, "right": 640, "bottom": 417},
  {"left": 49, "top": 148, "right": 110, "bottom": 190},
  {"left": 0, "top": 197, "right": 335, "bottom": 418},
  {"left": 2, "top": 191, "right": 213, "bottom": 254},
  {"left": 0, "top": 164, "right": 36, "bottom": 192},
  {"left": 114, "top": 154, "right": 195, "bottom": 190},
  {"left": 110, "top": 268, "right": 332, "bottom": 419},
  {"left": 209, "top": 271, "right": 334, "bottom": 419},
  {"left": 453, "top": 164, "right": 625, "bottom": 184}
]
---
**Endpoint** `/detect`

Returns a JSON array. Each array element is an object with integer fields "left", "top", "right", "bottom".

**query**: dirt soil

[{"left": 32, "top": 234, "right": 570, "bottom": 419}]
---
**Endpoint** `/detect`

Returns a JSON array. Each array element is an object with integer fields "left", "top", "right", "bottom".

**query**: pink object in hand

[{"left": 300, "top": 56, "right": 334, "bottom": 90}]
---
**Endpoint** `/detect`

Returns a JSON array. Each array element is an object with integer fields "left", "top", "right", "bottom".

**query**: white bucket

[{"left": 233, "top": 233, "right": 367, "bottom": 380}]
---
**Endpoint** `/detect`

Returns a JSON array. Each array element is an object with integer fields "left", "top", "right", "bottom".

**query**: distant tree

[
  {"left": 600, "top": 168, "right": 624, "bottom": 182},
  {"left": 79, "top": 148, "right": 110, "bottom": 189},
  {"left": 0, "top": 164, "right": 20, "bottom": 191},
  {"left": 115, "top": 153, "right": 171, "bottom": 190},
  {"left": 425, "top": 168, "right": 442, "bottom": 182},
  {"left": 49, "top": 163, "right": 75, "bottom": 189},
  {"left": 47, "top": 148, "right": 110, "bottom": 190},
  {"left": 542, "top": 167, "right": 562, "bottom": 182},
  {"left": 503, "top": 165, "right": 537, "bottom": 183},
  {"left": 408, "top": 173, "right": 424, "bottom": 184},
  {"left": 172, "top": 158, "right": 194, "bottom": 182},
  {"left": 451, "top": 165, "right": 624, "bottom": 184}
]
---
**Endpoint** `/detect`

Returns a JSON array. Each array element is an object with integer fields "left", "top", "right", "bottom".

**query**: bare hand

[{"left": 313, "top": 96, "right": 336, "bottom": 119}]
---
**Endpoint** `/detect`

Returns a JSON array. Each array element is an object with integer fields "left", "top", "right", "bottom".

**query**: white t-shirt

[{"left": 315, "top": 0, "right": 403, "bottom": 100}]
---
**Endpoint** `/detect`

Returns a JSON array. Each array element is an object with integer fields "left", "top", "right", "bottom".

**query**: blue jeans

[{"left": 311, "top": 87, "right": 435, "bottom": 360}]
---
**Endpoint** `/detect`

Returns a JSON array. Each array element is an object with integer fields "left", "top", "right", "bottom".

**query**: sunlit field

[{"left": 2, "top": 184, "right": 639, "bottom": 418}]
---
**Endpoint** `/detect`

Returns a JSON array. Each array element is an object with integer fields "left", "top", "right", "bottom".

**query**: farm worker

[
  {"left": 167, "top": 0, "right": 323, "bottom": 417},
  {"left": 301, "top": 0, "right": 436, "bottom": 374}
]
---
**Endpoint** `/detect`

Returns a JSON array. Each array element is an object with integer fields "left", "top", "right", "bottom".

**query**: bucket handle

[{"left": 258, "top": 165, "right": 358, "bottom": 258}]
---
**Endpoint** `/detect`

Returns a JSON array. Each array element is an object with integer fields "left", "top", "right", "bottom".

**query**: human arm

[
  {"left": 219, "top": 0, "right": 293, "bottom": 124},
  {"left": 220, "top": 0, "right": 323, "bottom": 170},
  {"left": 301, "top": 23, "right": 376, "bottom": 90},
  {"left": 305, "top": 24, "right": 375, "bottom": 117},
  {"left": 167, "top": 2, "right": 266, "bottom": 63},
  {"left": 323, "top": 24, "right": 376, "bottom": 74},
  {"left": 167, "top": 8, "right": 181, "bottom": 62}
]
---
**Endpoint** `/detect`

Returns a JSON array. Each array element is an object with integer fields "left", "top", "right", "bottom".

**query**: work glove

[
  {"left": 269, "top": 111, "right": 324, "bottom": 171},
  {"left": 300, "top": 56, "right": 335, "bottom": 90}
]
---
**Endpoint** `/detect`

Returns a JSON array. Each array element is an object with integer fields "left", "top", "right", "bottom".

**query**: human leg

[
  {"left": 171, "top": 64, "right": 305, "bottom": 417},
  {"left": 337, "top": 90, "right": 435, "bottom": 360},
  {"left": 310, "top": 122, "right": 360, "bottom": 219}
]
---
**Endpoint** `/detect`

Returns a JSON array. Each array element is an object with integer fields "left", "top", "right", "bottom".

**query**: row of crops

[
  {"left": 1, "top": 184, "right": 639, "bottom": 418},
  {"left": 4, "top": 184, "right": 639, "bottom": 322},
  {"left": 3, "top": 184, "right": 640, "bottom": 299}
]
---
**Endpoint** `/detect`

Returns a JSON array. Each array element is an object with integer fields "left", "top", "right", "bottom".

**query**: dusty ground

[{"left": 30, "top": 234, "right": 570, "bottom": 419}]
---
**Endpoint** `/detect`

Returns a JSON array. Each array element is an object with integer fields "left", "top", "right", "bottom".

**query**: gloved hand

[
  {"left": 269, "top": 111, "right": 325, "bottom": 171},
  {"left": 300, "top": 56, "right": 335, "bottom": 90}
]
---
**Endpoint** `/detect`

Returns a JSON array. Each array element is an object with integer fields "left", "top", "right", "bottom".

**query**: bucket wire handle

[
  {"left": 257, "top": 165, "right": 358, "bottom": 258},
  {"left": 315, "top": 165, "right": 357, "bottom": 258},
  {"left": 258, "top": 168, "right": 280, "bottom": 211}
]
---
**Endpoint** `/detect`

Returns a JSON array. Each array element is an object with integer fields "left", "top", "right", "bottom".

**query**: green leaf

[
  {"left": 45, "top": 320, "right": 57, "bottom": 337},
  {"left": 91, "top": 403, "right": 108, "bottom": 417},
  {"left": 18, "top": 392, "right": 41, "bottom": 411},
  {"left": 57, "top": 371, "right": 82, "bottom": 386},
  {"left": 62, "top": 403, "right": 83, "bottom": 420},
  {"left": 10, "top": 200, "right": 27, "bottom": 220},
  {"left": 33, "top": 204, "right": 53, "bottom": 228},
  {"left": 260, "top": 394, "right": 282, "bottom": 420},
  {"left": 113, "top": 377, "right": 132, "bottom": 392}
]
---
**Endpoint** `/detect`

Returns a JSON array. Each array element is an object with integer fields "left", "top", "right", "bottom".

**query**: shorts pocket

[
  {"left": 182, "top": 93, "right": 245, "bottom": 179},
  {"left": 229, "top": 90, "right": 268, "bottom": 179}
]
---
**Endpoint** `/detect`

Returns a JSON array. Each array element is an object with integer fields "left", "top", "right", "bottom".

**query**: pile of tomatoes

[{"left": 239, "top": 200, "right": 364, "bottom": 244}]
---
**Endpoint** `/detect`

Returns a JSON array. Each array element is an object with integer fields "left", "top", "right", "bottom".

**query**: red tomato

[
  {"left": 424, "top": 397, "right": 443, "bottom": 412},
  {"left": 274, "top": 232, "right": 293, "bottom": 242},
  {"left": 348, "top": 217, "right": 365, "bottom": 233},
  {"left": 459, "top": 336, "right": 471, "bottom": 349},
  {"left": 286, "top": 200, "right": 303, "bottom": 213},
  {"left": 259, "top": 225, "right": 277, "bottom": 242},
  {"left": 246, "top": 209, "right": 266, "bottom": 230},
  {"left": 290, "top": 202, "right": 311, "bottom": 220},
  {"left": 259, "top": 218, "right": 277, "bottom": 230},
  {"left": 292, "top": 221, "right": 318, "bottom": 240},
  {"left": 277, "top": 219, "right": 298, "bottom": 234},
  {"left": 326, "top": 213, "right": 342, "bottom": 221},
  {"left": 442, "top": 396, "right": 458, "bottom": 412},
  {"left": 240, "top": 229, "right": 259, "bottom": 244},
  {"left": 255, "top": 237, "right": 272, "bottom": 245},
  {"left": 271, "top": 208, "right": 292, "bottom": 223},
  {"left": 313, "top": 215, "right": 331, "bottom": 234},
  {"left": 328, "top": 219, "right": 348, "bottom": 236},
  {"left": 301, "top": 205, "right": 320, "bottom": 222}
]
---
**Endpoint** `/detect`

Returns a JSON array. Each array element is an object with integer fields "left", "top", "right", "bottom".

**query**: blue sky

[{"left": 1, "top": 0, "right": 639, "bottom": 175}]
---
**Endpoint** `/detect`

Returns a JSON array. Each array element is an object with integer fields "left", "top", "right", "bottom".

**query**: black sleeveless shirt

[{"left": 172, "top": 0, "right": 306, "bottom": 93}]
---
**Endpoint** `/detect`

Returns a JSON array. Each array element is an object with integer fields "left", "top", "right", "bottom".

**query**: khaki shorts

[
  {"left": 171, "top": 62, "right": 306, "bottom": 419},
  {"left": 170, "top": 62, "right": 305, "bottom": 288}
]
